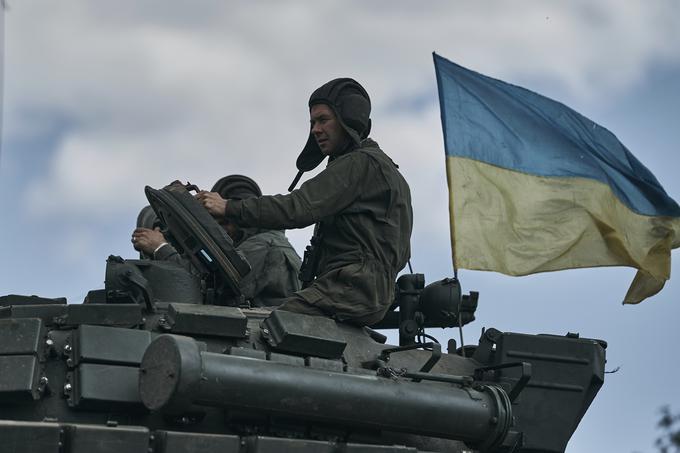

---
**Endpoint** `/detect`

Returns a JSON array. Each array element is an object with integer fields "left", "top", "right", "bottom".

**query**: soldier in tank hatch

[
  {"left": 132, "top": 175, "right": 302, "bottom": 307},
  {"left": 197, "top": 78, "right": 413, "bottom": 326}
]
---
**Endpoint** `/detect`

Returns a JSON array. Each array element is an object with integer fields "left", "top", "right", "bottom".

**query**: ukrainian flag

[{"left": 433, "top": 53, "right": 680, "bottom": 303}]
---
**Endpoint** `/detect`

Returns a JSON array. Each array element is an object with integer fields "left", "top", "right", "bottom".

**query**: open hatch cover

[{"left": 145, "top": 183, "right": 251, "bottom": 300}]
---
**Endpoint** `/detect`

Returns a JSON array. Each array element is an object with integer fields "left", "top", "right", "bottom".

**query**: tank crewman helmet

[
  {"left": 211, "top": 174, "right": 262, "bottom": 200},
  {"left": 289, "top": 78, "right": 372, "bottom": 191},
  {"left": 137, "top": 205, "right": 162, "bottom": 229}
]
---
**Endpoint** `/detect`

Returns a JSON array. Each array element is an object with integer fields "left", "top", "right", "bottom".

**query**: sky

[{"left": 1, "top": 2, "right": 679, "bottom": 452}]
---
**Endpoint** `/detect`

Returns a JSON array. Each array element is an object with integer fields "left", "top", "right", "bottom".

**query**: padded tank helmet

[
  {"left": 289, "top": 78, "right": 371, "bottom": 190},
  {"left": 136, "top": 205, "right": 161, "bottom": 230},
  {"left": 211, "top": 175, "right": 262, "bottom": 200}
]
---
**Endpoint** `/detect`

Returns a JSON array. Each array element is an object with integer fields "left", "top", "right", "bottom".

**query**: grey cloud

[
  {"left": 4, "top": 0, "right": 680, "bottom": 234},
  {"left": 2, "top": 0, "right": 676, "bottom": 239}
]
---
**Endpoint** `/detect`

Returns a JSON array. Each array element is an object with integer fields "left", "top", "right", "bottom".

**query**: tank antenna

[
  {"left": 0, "top": 1, "right": 6, "bottom": 165},
  {"left": 454, "top": 280, "right": 465, "bottom": 356}
]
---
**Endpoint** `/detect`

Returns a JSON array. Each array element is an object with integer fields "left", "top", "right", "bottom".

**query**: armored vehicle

[{"left": 0, "top": 183, "right": 606, "bottom": 453}]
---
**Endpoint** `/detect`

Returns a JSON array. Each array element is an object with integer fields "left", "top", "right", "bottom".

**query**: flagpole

[
  {"left": 433, "top": 53, "right": 460, "bottom": 280},
  {"left": 0, "top": 1, "right": 5, "bottom": 164}
]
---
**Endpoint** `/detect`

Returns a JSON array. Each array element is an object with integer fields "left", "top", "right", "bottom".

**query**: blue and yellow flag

[{"left": 433, "top": 52, "right": 680, "bottom": 303}]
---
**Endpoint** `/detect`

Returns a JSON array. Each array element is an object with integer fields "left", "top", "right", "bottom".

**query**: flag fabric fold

[{"left": 433, "top": 52, "right": 680, "bottom": 303}]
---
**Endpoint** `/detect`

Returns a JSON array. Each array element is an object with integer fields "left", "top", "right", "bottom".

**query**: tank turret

[{"left": 0, "top": 183, "right": 606, "bottom": 453}]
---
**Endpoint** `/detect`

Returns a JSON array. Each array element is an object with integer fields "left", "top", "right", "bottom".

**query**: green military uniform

[
  {"left": 225, "top": 138, "right": 413, "bottom": 325},
  {"left": 236, "top": 229, "right": 302, "bottom": 307},
  {"left": 154, "top": 230, "right": 301, "bottom": 307},
  {"left": 142, "top": 175, "right": 301, "bottom": 307},
  {"left": 153, "top": 242, "right": 202, "bottom": 278}
]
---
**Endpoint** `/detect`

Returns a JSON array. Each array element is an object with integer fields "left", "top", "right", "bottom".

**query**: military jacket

[
  {"left": 225, "top": 139, "right": 413, "bottom": 323},
  {"left": 237, "top": 230, "right": 302, "bottom": 307},
  {"left": 154, "top": 230, "right": 301, "bottom": 307}
]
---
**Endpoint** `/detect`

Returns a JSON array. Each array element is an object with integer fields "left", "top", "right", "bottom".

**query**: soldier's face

[
  {"left": 218, "top": 218, "right": 241, "bottom": 242},
  {"left": 310, "top": 104, "right": 349, "bottom": 156}
]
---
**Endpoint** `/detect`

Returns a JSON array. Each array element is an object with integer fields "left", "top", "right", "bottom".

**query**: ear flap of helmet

[
  {"left": 336, "top": 92, "right": 371, "bottom": 141},
  {"left": 296, "top": 134, "right": 326, "bottom": 173}
]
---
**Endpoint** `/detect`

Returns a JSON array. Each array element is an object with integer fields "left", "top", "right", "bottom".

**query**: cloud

[{"left": 5, "top": 1, "right": 680, "bottom": 223}]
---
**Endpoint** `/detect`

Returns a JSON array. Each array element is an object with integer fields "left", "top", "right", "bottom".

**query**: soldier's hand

[
  {"left": 196, "top": 191, "right": 227, "bottom": 217},
  {"left": 132, "top": 227, "right": 166, "bottom": 255}
]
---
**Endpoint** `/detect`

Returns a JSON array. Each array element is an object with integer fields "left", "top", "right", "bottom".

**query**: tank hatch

[{"left": 145, "top": 183, "right": 251, "bottom": 300}]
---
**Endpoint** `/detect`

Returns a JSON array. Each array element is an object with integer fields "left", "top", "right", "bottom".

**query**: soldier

[
  {"left": 133, "top": 205, "right": 164, "bottom": 260},
  {"left": 198, "top": 78, "right": 413, "bottom": 326},
  {"left": 132, "top": 175, "right": 302, "bottom": 307}
]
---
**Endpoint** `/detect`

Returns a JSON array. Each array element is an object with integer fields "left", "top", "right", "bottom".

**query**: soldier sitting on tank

[
  {"left": 197, "top": 78, "right": 413, "bottom": 326},
  {"left": 132, "top": 175, "right": 302, "bottom": 307}
]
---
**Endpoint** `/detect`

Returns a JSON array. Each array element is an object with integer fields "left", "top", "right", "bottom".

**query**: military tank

[{"left": 0, "top": 183, "right": 606, "bottom": 453}]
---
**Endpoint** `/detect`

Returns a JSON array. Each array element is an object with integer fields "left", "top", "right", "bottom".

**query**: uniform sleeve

[
  {"left": 153, "top": 243, "right": 181, "bottom": 262},
  {"left": 234, "top": 234, "right": 269, "bottom": 302},
  {"left": 225, "top": 153, "right": 369, "bottom": 230},
  {"left": 153, "top": 244, "right": 202, "bottom": 278},
  {"left": 236, "top": 232, "right": 302, "bottom": 307}
]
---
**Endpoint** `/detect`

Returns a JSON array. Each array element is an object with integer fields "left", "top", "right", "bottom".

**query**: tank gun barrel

[{"left": 139, "top": 334, "right": 513, "bottom": 451}]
